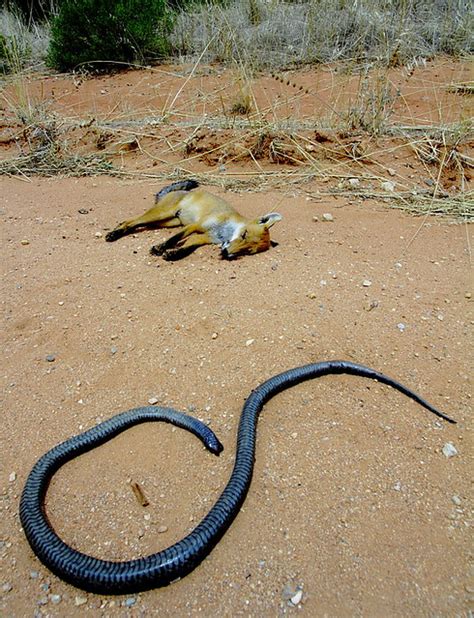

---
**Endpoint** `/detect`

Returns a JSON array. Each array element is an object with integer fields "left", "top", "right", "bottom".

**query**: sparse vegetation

[
  {"left": 170, "top": 0, "right": 474, "bottom": 68},
  {"left": 0, "top": 6, "right": 49, "bottom": 72},
  {"left": 0, "top": 0, "right": 472, "bottom": 221},
  {"left": 1, "top": 0, "right": 473, "bottom": 73}
]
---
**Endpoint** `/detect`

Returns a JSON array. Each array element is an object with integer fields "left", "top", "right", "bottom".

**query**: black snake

[{"left": 20, "top": 360, "right": 456, "bottom": 594}]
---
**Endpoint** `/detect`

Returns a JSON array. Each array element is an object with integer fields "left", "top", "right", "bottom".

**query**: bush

[{"left": 47, "top": 0, "right": 171, "bottom": 71}]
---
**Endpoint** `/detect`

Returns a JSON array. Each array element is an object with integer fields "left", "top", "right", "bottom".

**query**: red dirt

[{"left": 1, "top": 59, "right": 473, "bottom": 616}]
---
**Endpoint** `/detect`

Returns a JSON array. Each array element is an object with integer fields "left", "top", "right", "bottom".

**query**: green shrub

[{"left": 47, "top": 0, "right": 171, "bottom": 71}]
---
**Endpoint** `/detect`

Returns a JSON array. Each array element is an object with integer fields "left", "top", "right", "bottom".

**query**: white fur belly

[{"left": 177, "top": 200, "right": 203, "bottom": 225}]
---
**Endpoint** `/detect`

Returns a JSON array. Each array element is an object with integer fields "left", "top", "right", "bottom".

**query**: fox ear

[{"left": 257, "top": 212, "right": 282, "bottom": 228}]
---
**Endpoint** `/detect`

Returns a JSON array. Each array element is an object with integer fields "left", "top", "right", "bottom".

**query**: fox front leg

[
  {"left": 161, "top": 232, "right": 212, "bottom": 261},
  {"left": 150, "top": 229, "right": 186, "bottom": 256},
  {"left": 150, "top": 224, "right": 206, "bottom": 256}
]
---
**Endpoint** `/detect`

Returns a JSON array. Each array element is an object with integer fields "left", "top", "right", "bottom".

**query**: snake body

[{"left": 20, "top": 360, "right": 455, "bottom": 594}]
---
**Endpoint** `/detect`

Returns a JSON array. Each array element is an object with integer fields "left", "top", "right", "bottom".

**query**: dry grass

[
  {"left": 170, "top": 0, "right": 474, "bottom": 69},
  {"left": 1, "top": 4, "right": 472, "bottom": 221}
]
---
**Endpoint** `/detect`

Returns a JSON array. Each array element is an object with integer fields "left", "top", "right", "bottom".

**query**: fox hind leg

[{"left": 106, "top": 194, "right": 184, "bottom": 242}]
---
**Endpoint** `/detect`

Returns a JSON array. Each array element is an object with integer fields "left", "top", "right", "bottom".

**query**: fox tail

[{"left": 155, "top": 179, "right": 199, "bottom": 203}]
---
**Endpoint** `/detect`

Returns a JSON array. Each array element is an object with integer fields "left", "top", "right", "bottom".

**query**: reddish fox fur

[{"left": 106, "top": 180, "right": 282, "bottom": 261}]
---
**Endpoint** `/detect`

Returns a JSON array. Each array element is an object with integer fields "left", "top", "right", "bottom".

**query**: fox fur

[{"left": 105, "top": 180, "right": 282, "bottom": 261}]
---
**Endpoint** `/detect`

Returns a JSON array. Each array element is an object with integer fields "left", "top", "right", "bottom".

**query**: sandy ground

[{"left": 1, "top": 58, "right": 473, "bottom": 616}]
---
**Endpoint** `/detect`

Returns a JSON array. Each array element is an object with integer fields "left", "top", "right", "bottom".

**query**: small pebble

[
  {"left": 30, "top": 571, "right": 40, "bottom": 579},
  {"left": 21, "top": 239, "right": 30, "bottom": 245},
  {"left": 322, "top": 213, "right": 334, "bottom": 222},
  {"left": 211, "top": 332, "right": 218, "bottom": 339},
  {"left": 387, "top": 168, "right": 396, "bottom": 176},
  {"left": 397, "top": 323, "right": 406, "bottom": 332},
  {"left": 290, "top": 589, "right": 303, "bottom": 606},
  {"left": 124, "top": 598, "right": 137, "bottom": 607},
  {"left": 50, "top": 594, "right": 61, "bottom": 605},
  {"left": 348, "top": 178, "right": 360, "bottom": 186},
  {"left": 45, "top": 354, "right": 56, "bottom": 362},
  {"left": 464, "top": 292, "right": 471, "bottom": 299},
  {"left": 381, "top": 181, "right": 395, "bottom": 192},
  {"left": 75, "top": 596, "right": 88, "bottom": 606},
  {"left": 2, "top": 583, "right": 13, "bottom": 593},
  {"left": 9, "top": 471, "right": 16, "bottom": 482},
  {"left": 148, "top": 397, "right": 159, "bottom": 405},
  {"left": 442, "top": 442, "right": 458, "bottom": 458},
  {"left": 393, "top": 481, "right": 401, "bottom": 491},
  {"left": 365, "top": 300, "right": 379, "bottom": 311},
  {"left": 110, "top": 346, "right": 118, "bottom": 354},
  {"left": 95, "top": 231, "right": 103, "bottom": 238},
  {"left": 157, "top": 525, "right": 168, "bottom": 533},
  {"left": 451, "top": 495, "right": 461, "bottom": 506},
  {"left": 362, "top": 279, "right": 372, "bottom": 287},
  {"left": 245, "top": 339, "right": 255, "bottom": 346}
]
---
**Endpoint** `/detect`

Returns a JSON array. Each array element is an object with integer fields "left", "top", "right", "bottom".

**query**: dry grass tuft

[{"left": 170, "top": 0, "right": 474, "bottom": 69}]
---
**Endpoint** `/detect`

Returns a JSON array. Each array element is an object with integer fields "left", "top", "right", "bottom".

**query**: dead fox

[{"left": 105, "top": 180, "right": 282, "bottom": 261}]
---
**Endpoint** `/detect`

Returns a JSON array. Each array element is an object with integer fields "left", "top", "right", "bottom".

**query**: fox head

[{"left": 221, "top": 212, "right": 282, "bottom": 259}]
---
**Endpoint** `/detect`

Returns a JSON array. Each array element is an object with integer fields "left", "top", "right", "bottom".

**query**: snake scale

[{"left": 20, "top": 360, "right": 455, "bottom": 594}]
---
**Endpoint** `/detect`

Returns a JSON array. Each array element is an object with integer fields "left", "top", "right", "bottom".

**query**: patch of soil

[
  {"left": 1, "top": 58, "right": 472, "bottom": 195},
  {"left": 2, "top": 176, "right": 472, "bottom": 616},
  {"left": 1, "top": 58, "right": 472, "bottom": 616}
]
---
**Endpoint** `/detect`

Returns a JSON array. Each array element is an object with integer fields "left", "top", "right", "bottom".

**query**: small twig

[{"left": 129, "top": 481, "right": 149, "bottom": 507}]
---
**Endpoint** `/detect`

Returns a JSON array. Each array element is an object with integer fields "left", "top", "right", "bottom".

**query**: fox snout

[{"left": 220, "top": 247, "right": 237, "bottom": 260}]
